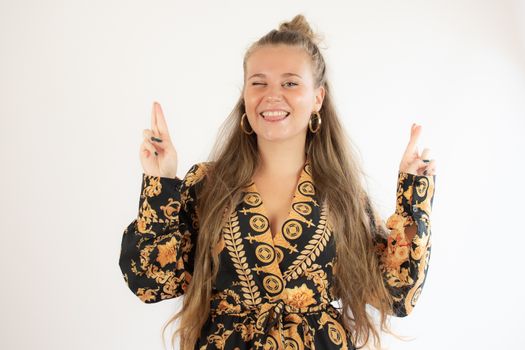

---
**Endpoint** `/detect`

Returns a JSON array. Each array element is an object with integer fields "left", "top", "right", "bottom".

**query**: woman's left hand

[{"left": 399, "top": 123, "right": 436, "bottom": 176}]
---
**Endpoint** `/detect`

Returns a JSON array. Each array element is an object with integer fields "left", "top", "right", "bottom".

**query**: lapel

[{"left": 237, "top": 159, "right": 332, "bottom": 298}]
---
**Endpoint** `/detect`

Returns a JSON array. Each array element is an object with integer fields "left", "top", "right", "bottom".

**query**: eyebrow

[{"left": 247, "top": 73, "right": 303, "bottom": 80}]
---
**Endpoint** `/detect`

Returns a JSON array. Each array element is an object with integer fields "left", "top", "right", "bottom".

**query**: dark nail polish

[
  {"left": 423, "top": 170, "right": 427, "bottom": 175},
  {"left": 151, "top": 136, "right": 163, "bottom": 142},
  {"left": 154, "top": 151, "right": 158, "bottom": 156}
]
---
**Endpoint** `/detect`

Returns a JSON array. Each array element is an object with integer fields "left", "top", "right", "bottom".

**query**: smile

[{"left": 259, "top": 111, "right": 290, "bottom": 122}]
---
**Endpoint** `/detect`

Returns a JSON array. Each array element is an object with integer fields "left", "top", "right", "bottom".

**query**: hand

[
  {"left": 139, "top": 101, "right": 178, "bottom": 178},
  {"left": 398, "top": 123, "right": 436, "bottom": 176}
]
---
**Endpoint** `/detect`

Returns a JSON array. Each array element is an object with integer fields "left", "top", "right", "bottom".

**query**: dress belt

[{"left": 210, "top": 300, "right": 340, "bottom": 349}]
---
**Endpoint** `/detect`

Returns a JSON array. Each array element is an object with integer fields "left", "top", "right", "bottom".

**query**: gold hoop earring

[
  {"left": 309, "top": 111, "right": 321, "bottom": 133},
  {"left": 240, "top": 113, "right": 254, "bottom": 135}
]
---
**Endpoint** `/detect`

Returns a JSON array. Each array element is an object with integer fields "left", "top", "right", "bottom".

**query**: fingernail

[
  {"left": 151, "top": 136, "right": 162, "bottom": 142},
  {"left": 423, "top": 170, "right": 427, "bottom": 175},
  {"left": 154, "top": 151, "right": 158, "bottom": 156}
]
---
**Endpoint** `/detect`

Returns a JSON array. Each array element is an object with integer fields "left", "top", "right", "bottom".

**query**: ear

[{"left": 313, "top": 85, "right": 325, "bottom": 111}]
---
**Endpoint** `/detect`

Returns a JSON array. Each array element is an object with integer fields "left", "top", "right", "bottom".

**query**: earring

[
  {"left": 240, "top": 113, "right": 254, "bottom": 135},
  {"left": 309, "top": 111, "right": 321, "bottom": 133}
]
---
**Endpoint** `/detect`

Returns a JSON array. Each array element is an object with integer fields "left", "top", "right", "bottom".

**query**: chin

[{"left": 255, "top": 130, "right": 305, "bottom": 143}]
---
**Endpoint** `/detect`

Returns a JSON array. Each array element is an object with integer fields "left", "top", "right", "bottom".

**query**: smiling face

[{"left": 243, "top": 44, "right": 325, "bottom": 143}]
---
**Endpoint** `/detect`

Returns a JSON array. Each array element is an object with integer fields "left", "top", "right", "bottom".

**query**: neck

[{"left": 255, "top": 134, "right": 307, "bottom": 177}]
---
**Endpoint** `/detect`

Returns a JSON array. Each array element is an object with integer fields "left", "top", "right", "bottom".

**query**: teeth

[{"left": 261, "top": 111, "right": 289, "bottom": 117}]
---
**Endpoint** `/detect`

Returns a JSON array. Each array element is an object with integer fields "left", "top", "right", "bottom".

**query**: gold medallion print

[
  {"left": 282, "top": 220, "right": 303, "bottom": 240},
  {"left": 250, "top": 214, "right": 269, "bottom": 233},
  {"left": 275, "top": 247, "right": 284, "bottom": 264},
  {"left": 292, "top": 202, "right": 312, "bottom": 216},
  {"left": 298, "top": 180, "right": 315, "bottom": 196},
  {"left": 263, "top": 274, "right": 284, "bottom": 294},
  {"left": 305, "top": 162, "right": 311, "bottom": 174},
  {"left": 264, "top": 336, "right": 278, "bottom": 350},
  {"left": 284, "top": 338, "right": 300, "bottom": 350},
  {"left": 328, "top": 324, "right": 343, "bottom": 345},
  {"left": 243, "top": 192, "right": 262, "bottom": 206},
  {"left": 255, "top": 243, "right": 275, "bottom": 264},
  {"left": 415, "top": 177, "right": 429, "bottom": 197}
]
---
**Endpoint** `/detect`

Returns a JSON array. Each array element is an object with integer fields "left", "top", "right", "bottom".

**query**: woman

[{"left": 119, "top": 14, "right": 436, "bottom": 350}]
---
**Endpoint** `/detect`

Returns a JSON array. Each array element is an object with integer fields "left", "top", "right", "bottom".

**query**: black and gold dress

[{"left": 119, "top": 159, "right": 436, "bottom": 350}]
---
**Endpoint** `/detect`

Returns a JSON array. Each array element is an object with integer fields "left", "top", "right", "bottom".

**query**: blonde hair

[{"left": 162, "top": 14, "right": 397, "bottom": 350}]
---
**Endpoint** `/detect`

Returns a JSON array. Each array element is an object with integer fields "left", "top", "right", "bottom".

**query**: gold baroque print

[
  {"left": 255, "top": 243, "right": 275, "bottom": 264},
  {"left": 292, "top": 202, "right": 312, "bottom": 216},
  {"left": 281, "top": 283, "right": 317, "bottom": 309},
  {"left": 318, "top": 312, "right": 347, "bottom": 347},
  {"left": 223, "top": 210, "right": 263, "bottom": 308},
  {"left": 244, "top": 192, "right": 262, "bottom": 207},
  {"left": 119, "top": 160, "right": 436, "bottom": 349},
  {"left": 275, "top": 247, "right": 284, "bottom": 265},
  {"left": 374, "top": 171, "right": 436, "bottom": 317},
  {"left": 282, "top": 219, "right": 303, "bottom": 240},
  {"left": 298, "top": 180, "right": 315, "bottom": 196},
  {"left": 249, "top": 214, "right": 269, "bottom": 233},
  {"left": 415, "top": 177, "right": 429, "bottom": 197},
  {"left": 262, "top": 274, "right": 284, "bottom": 295},
  {"left": 283, "top": 201, "right": 332, "bottom": 282}
]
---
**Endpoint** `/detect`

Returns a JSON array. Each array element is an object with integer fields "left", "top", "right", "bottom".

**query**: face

[{"left": 243, "top": 45, "right": 325, "bottom": 142}]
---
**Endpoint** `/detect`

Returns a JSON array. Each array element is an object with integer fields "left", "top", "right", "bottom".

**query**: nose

[
  {"left": 265, "top": 84, "right": 283, "bottom": 102},
  {"left": 266, "top": 95, "right": 282, "bottom": 102}
]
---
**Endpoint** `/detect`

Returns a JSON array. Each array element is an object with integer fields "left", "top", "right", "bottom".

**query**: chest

[{"left": 252, "top": 175, "right": 298, "bottom": 238}]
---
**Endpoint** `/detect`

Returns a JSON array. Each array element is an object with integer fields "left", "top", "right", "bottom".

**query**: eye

[
  {"left": 283, "top": 81, "right": 298, "bottom": 87},
  {"left": 251, "top": 82, "right": 266, "bottom": 86}
]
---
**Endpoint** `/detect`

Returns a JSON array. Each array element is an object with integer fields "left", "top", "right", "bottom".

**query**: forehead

[{"left": 246, "top": 45, "right": 312, "bottom": 77}]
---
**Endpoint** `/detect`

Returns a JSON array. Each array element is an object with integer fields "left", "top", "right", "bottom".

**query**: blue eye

[{"left": 284, "top": 82, "right": 298, "bottom": 87}]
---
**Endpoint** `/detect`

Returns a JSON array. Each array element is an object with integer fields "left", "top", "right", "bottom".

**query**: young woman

[{"left": 119, "top": 14, "right": 437, "bottom": 350}]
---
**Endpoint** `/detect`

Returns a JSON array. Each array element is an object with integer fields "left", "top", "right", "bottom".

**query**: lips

[
  {"left": 259, "top": 110, "right": 290, "bottom": 119},
  {"left": 259, "top": 112, "right": 290, "bottom": 121}
]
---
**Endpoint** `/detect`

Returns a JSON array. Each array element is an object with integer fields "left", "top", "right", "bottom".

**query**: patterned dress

[{"left": 119, "top": 159, "right": 436, "bottom": 349}]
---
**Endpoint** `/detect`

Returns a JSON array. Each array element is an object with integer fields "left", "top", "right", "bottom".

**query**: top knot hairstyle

[
  {"left": 162, "top": 14, "right": 399, "bottom": 350},
  {"left": 277, "top": 14, "right": 323, "bottom": 45}
]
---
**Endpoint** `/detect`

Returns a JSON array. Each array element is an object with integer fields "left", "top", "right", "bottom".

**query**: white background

[{"left": 1, "top": 1, "right": 524, "bottom": 349}]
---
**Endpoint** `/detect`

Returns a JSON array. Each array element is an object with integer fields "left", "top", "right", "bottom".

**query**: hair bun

[{"left": 278, "top": 14, "right": 324, "bottom": 46}]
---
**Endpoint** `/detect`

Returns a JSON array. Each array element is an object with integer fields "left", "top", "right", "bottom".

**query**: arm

[
  {"left": 118, "top": 162, "right": 206, "bottom": 303},
  {"left": 370, "top": 171, "right": 436, "bottom": 316}
]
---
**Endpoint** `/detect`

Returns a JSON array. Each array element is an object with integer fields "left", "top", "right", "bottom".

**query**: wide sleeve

[
  {"left": 371, "top": 171, "right": 436, "bottom": 317},
  {"left": 118, "top": 162, "right": 207, "bottom": 303}
]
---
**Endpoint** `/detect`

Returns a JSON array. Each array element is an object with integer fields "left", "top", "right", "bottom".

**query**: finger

[
  {"left": 143, "top": 129, "right": 166, "bottom": 151},
  {"left": 140, "top": 141, "right": 152, "bottom": 158},
  {"left": 151, "top": 102, "right": 161, "bottom": 139},
  {"left": 415, "top": 158, "right": 428, "bottom": 172},
  {"left": 154, "top": 102, "right": 171, "bottom": 139},
  {"left": 141, "top": 139, "right": 158, "bottom": 158},
  {"left": 424, "top": 167, "right": 435, "bottom": 176},
  {"left": 425, "top": 159, "right": 436, "bottom": 175},
  {"left": 405, "top": 158, "right": 428, "bottom": 176},
  {"left": 425, "top": 159, "right": 436, "bottom": 168},
  {"left": 406, "top": 123, "right": 422, "bottom": 154},
  {"left": 420, "top": 148, "right": 431, "bottom": 161}
]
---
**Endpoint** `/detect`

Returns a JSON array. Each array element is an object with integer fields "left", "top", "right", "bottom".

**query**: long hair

[{"left": 162, "top": 14, "right": 397, "bottom": 350}]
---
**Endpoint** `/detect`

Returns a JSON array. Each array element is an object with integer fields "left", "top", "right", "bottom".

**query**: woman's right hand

[{"left": 139, "top": 101, "right": 178, "bottom": 178}]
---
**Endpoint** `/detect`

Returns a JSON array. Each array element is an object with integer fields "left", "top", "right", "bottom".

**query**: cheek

[
  {"left": 244, "top": 91, "right": 261, "bottom": 110},
  {"left": 290, "top": 90, "right": 313, "bottom": 107}
]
